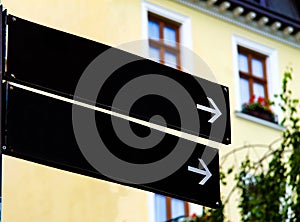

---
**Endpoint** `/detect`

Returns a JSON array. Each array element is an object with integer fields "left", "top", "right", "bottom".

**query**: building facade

[{"left": 2, "top": 0, "right": 300, "bottom": 221}]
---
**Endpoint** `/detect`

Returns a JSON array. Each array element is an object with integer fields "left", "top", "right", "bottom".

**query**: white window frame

[
  {"left": 147, "top": 193, "right": 155, "bottom": 222},
  {"left": 141, "top": 0, "right": 192, "bottom": 72},
  {"left": 232, "top": 34, "right": 282, "bottom": 124}
]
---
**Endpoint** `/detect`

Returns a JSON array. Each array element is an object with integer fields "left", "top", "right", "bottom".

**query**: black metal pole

[{"left": 0, "top": 5, "right": 7, "bottom": 220}]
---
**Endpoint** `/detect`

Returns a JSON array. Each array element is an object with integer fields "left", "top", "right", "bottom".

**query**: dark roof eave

[{"left": 226, "top": 0, "right": 300, "bottom": 29}]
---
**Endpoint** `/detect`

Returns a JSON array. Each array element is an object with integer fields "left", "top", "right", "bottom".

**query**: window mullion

[
  {"left": 159, "top": 21, "right": 164, "bottom": 44},
  {"left": 263, "top": 59, "right": 269, "bottom": 102},
  {"left": 248, "top": 54, "right": 254, "bottom": 97},
  {"left": 160, "top": 48, "right": 165, "bottom": 65},
  {"left": 166, "top": 197, "right": 172, "bottom": 220},
  {"left": 184, "top": 202, "right": 189, "bottom": 217}
]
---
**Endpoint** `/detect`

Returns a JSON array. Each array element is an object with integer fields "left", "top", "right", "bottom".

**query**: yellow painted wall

[
  {"left": 2, "top": 0, "right": 300, "bottom": 221},
  {"left": 3, "top": 0, "right": 142, "bottom": 45},
  {"left": 3, "top": 155, "right": 149, "bottom": 222}
]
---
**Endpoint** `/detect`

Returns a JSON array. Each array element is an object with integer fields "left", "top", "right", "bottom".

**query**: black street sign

[
  {"left": 2, "top": 14, "right": 231, "bottom": 209},
  {"left": 6, "top": 15, "right": 231, "bottom": 144},
  {"left": 3, "top": 86, "right": 221, "bottom": 208}
]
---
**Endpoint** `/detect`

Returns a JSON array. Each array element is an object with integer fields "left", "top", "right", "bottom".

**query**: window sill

[{"left": 235, "top": 111, "right": 285, "bottom": 131}]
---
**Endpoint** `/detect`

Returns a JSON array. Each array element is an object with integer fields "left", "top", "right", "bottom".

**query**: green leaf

[{"left": 227, "top": 167, "right": 234, "bottom": 174}]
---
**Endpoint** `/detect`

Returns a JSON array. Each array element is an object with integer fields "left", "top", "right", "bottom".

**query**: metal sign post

[{"left": 0, "top": 5, "right": 7, "bottom": 221}]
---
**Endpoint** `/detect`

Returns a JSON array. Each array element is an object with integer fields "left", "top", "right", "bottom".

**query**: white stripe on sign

[{"left": 8, "top": 81, "right": 222, "bottom": 150}]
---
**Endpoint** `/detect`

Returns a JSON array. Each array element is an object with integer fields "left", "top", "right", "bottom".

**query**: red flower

[
  {"left": 191, "top": 213, "right": 197, "bottom": 218},
  {"left": 249, "top": 94, "right": 255, "bottom": 103},
  {"left": 257, "top": 96, "right": 264, "bottom": 104}
]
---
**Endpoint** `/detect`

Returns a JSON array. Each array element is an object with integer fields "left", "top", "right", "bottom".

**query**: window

[
  {"left": 238, "top": 46, "right": 268, "bottom": 106},
  {"left": 148, "top": 13, "right": 181, "bottom": 69},
  {"left": 154, "top": 195, "right": 189, "bottom": 221},
  {"left": 232, "top": 35, "right": 281, "bottom": 126},
  {"left": 148, "top": 13, "right": 189, "bottom": 221},
  {"left": 141, "top": 1, "right": 192, "bottom": 72},
  {"left": 142, "top": 2, "right": 194, "bottom": 220},
  {"left": 144, "top": 5, "right": 190, "bottom": 221}
]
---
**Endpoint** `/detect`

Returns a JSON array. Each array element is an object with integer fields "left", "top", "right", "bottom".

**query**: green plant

[
  {"left": 277, "top": 67, "right": 300, "bottom": 219},
  {"left": 182, "top": 207, "right": 224, "bottom": 222},
  {"left": 183, "top": 67, "right": 299, "bottom": 222},
  {"left": 235, "top": 67, "right": 300, "bottom": 221}
]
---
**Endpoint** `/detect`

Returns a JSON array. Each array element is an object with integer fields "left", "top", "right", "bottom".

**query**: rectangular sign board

[
  {"left": 2, "top": 14, "right": 231, "bottom": 209},
  {"left": 6, "top": 15, "right": 231, "bottom": 144},
  {"left": 3, "top": 86, "right": 221, "bottom": 208}
]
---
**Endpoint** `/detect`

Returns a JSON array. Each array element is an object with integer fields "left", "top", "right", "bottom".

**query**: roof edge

[{"left": 172, "top": 0, "right": 300, "bottom": 49}]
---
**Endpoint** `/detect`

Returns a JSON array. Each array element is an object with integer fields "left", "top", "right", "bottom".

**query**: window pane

[
  {"left": 238, "top": 53, "right": 248, "bottom": 73},
  {"left": 240, "top": 78, "right": 250, "bottom": 105},
  {"left": 252, "top": 58, "right": 264, "bottom": 78},
  {"left": 163, "top": 26, "right": 176, "bottom": 47},
  {"left": 155, "top": 194, "right": 167, "bottom": 222},
  {"left": 171, "top": 198, "right": 185, "bottom": 219},
  {"left": 149, "top": 46, "right": 160, "bottom": 61},
  {"left": 253, "top": 82, "right": 265, "bottom": 98},
  {"left": 164, "top": 51, "right": 177, "bottom": 68},
  {"left": 148, "top": 20, "right": 159, "bottom": 40}
]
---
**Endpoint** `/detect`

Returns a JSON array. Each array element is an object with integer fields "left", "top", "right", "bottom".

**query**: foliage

[
  {"left": 235, "top": 67, "right": 300, "bottom": 221},
  {"left": 182, "top": 206, "right": 224, "bottom": 222},
  {"left": 242, "top": 95, "right": 274, "bottom": 114},
  {"left": 235, "top": 150, "right": 287, "bottom": 221},
  {"left": 181, "top": 67, "right": 299, "bottom": 222},
  {"left": 278, "top": 67, "right": 300, "bottom": 220}
]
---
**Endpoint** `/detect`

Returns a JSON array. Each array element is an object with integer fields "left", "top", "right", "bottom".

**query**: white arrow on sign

[
  {"left": 188, "top": 159, "right": 212, "bottom": 185},
  {"left": 196, "top": 97, "right": 222, "bottom": 123}
]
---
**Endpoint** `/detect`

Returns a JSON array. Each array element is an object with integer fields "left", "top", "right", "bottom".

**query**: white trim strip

[
  {"left": 9, "top": 81, "right": 222, "bottom": 149},
  {"left": 235, "top": 111, "right": 284, "bottom": 131}
]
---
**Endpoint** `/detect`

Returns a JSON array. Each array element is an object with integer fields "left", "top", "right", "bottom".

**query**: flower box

[{"left": 242, "top": 95, "right": 277, "bottom": 123}]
